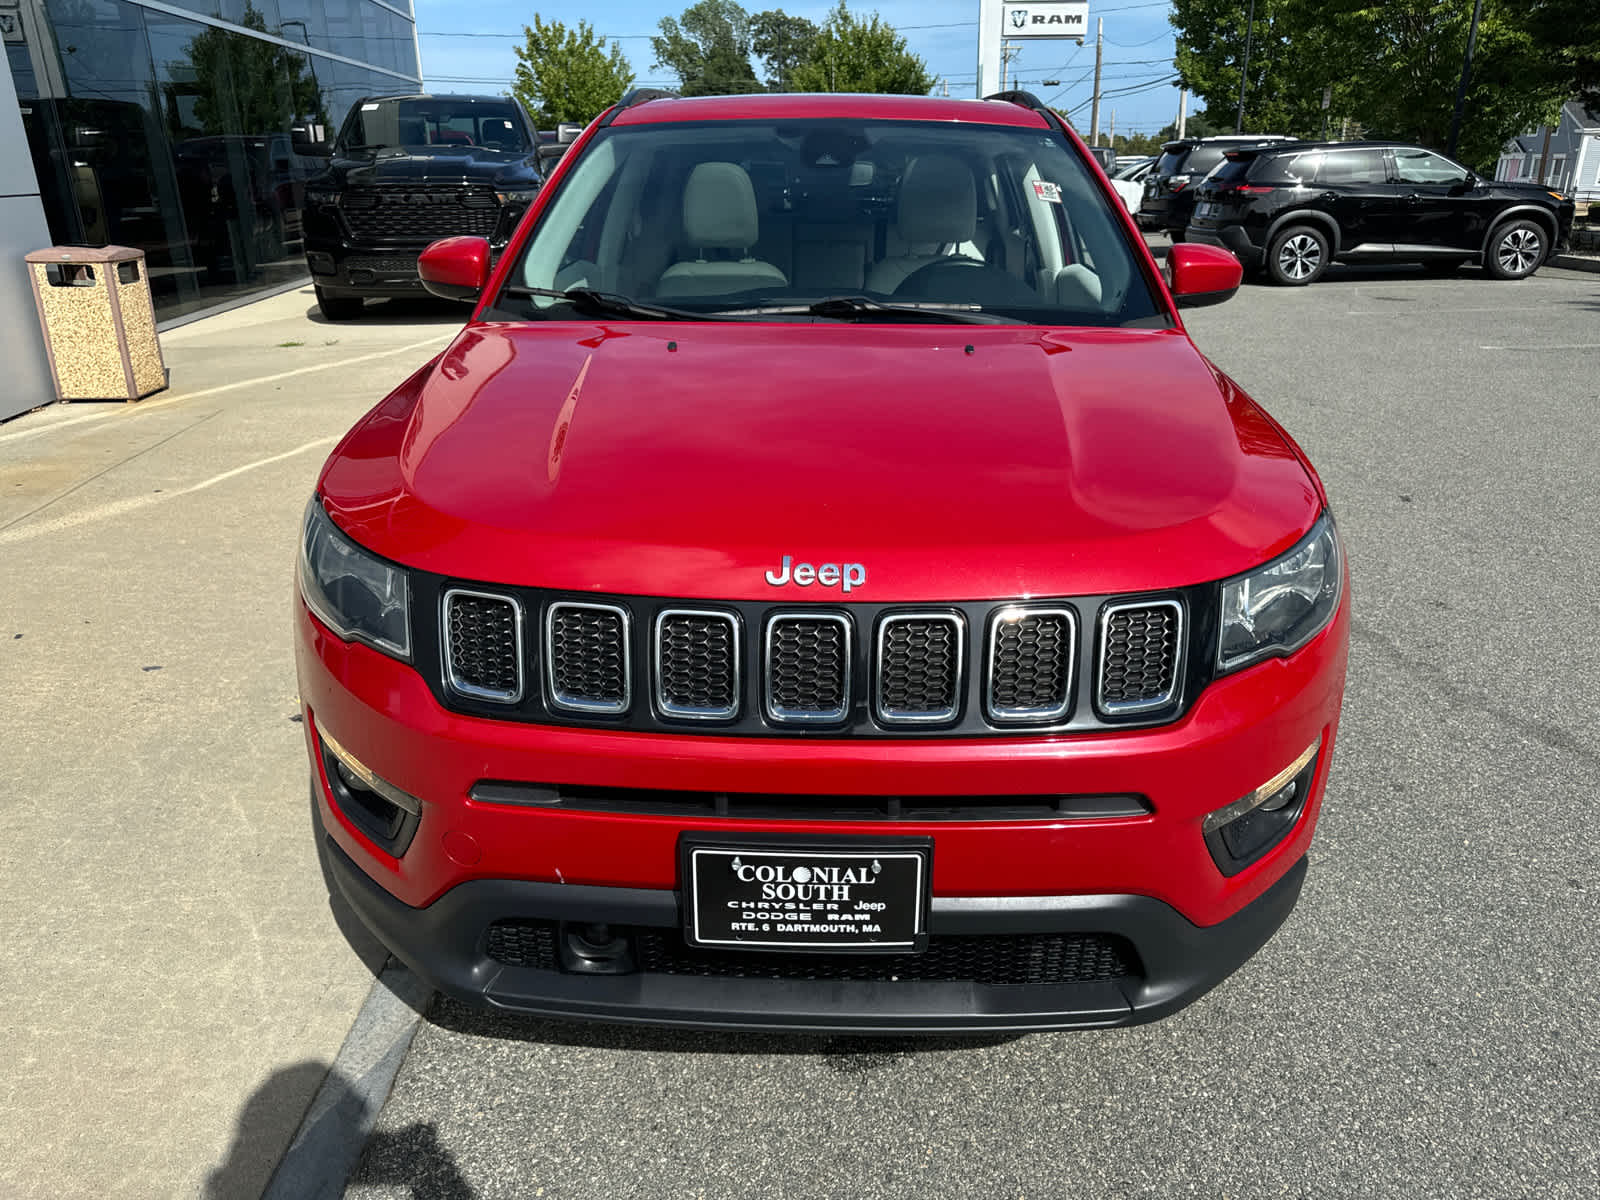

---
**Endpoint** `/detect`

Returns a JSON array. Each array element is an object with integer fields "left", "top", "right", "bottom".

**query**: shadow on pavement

[
  {"left": 205, "top": 1060, "right": 475, "bottom": 1200},
  {"left": 301, "top": 295, "right": 470, "bottom": 328},
  {"left": 424, "top": 993, "right": 1022, "bottom": 1062}
]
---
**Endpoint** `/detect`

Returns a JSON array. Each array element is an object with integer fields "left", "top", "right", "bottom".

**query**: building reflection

[{"left": 6, "top": 0, "right": 419, "bottom": 320}]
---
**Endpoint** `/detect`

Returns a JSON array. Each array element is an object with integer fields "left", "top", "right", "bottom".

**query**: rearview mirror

[
  {"left": 419, "top": 236, "right": 492, "bottom": 303},
  {"left": 1166, "top": 243, "right": 1243, "bottom": 308}
]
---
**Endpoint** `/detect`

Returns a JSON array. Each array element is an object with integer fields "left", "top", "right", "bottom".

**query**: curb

[
  {"left": 261, "top": 961, "right": 433, "bottom": 1200},
  {"left": 1552, "top": 251, "right": 1600, "bottom": 273}
]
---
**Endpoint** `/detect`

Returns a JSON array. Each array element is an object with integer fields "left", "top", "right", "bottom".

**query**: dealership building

[{"left": 1, "top": 0, "right": 422, "bottom": 419}]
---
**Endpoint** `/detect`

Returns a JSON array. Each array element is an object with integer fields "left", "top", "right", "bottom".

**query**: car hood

[
  {"left": 320, "top": 322, "right": 1323, "bottom": 601},
  {"left": 326, "top": 146, "right": 539, "bottom": 187}
]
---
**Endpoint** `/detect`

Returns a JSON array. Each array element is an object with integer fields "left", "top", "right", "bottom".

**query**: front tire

[
  {"left": 316, "top": 287, "right": 364, "bottom": 321},
  {"left": 1266, "top": 225, "right": 1329, "bottom": 286},
  {"left": 1484, "top": 220, "right": 1546, "bottom": 280}
]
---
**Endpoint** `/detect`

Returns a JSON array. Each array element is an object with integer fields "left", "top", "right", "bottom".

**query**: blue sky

[{"left": 413, "top": 1, "right": 1183, "bottom": 139}]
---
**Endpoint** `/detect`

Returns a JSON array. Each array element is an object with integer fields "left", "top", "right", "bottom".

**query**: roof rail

[
  {"left": 983, "top": 90, "right": 1070, "bottom": 135},
  {"left": 599, "top": 88, "right": 681, "bottom": 127}
]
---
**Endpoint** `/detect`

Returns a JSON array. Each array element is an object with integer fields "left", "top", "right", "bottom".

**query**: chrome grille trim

[
  {"left": 984, "top": 605, "right": 1076, "bottom": 724},
  {"left": 874, "top": 611, "right": 965, "bottom": 725},
  {"left": 545, "top": 601, "right": 632, "bottom": 714},
  {"left": 1096, "top": 598, "right": 1184, "bottom": 716},
  {"left": 653, "top": 608, "right": 742, "bottom": 721},
  {"left": 441, "top": 588, "right": 525, "bottom": 704},
  {"left": 763, "top": 613, "right": 853, "bottom": 725}
]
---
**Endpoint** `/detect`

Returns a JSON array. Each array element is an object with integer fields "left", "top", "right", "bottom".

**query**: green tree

[
  {"left": 512, "top": 16, "right": 634, "bottom": 126},
  {"left": 1170, "top": 1, "right": 1566, "bottom": 169},
  {"left": 789, "top": 3, "right": 932, "bottom": 95},
  {"left": 652, "top": 1, "right": 762, "bottom": 96},
  {"left": 1524, "top": 0, "right": 1600, "bottom": 109},
  {"left": 751, "top": 10, "right": 820, "bottom": 90}
]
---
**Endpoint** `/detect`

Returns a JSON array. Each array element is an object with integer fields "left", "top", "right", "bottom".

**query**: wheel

[
  {"left": 316, "top": 287, "right": 364, "bottom": 321},
  {"left": 1422, "top": 258, "right": 1468, "bottom": 274},
  {"left": 1266, "top": 225, "right": 1329, "bottom": 286},
  {"left": 1484, "top": 219, "right": 1546, "bottom": 280}
]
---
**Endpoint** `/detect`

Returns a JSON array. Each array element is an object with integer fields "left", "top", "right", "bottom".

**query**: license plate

[{"left": 682, "top": 836, "right": 930, "bottom": 952}]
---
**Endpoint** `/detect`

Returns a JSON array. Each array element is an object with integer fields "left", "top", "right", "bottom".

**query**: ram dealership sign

[{"left": 1000, "top": 1, "right": 1089, "bottom": 40}]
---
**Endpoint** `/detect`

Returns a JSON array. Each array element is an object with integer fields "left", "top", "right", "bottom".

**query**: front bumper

[
  {"left": 319, "top": 826, "right": 1309, "bottom": 1032},
  {"left": 296, "top": 583, "right": 1347, "bottom": 1029}
]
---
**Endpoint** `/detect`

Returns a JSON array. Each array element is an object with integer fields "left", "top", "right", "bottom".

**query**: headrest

[
  {"left": 682, "top": 162, "right": 760, "bottom": 249},
  {"left": 897, "top": 155, "right": 977, "bottom": 245}
]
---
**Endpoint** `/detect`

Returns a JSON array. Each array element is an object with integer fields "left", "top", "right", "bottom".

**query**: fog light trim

[
  {"left": 318, "top": 725, "right": 421, "bottom": 816},
  {"left": 1202, "top": 739, "right": 1319, "bottom": 835}
]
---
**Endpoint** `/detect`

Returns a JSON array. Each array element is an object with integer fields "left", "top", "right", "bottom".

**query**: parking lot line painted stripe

[
  {"left": 1478, "top": 343, "right": 1600, "bottom": 351},
  {"left": 0, "top": 334, "right": 451, "bottom": 445},
  {"left": 0, "top": 437, "right": 337, "bottom": 545}
]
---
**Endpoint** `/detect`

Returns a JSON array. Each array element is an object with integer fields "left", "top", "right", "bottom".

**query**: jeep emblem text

[{"left": 765, "top": 555, "right": 866, "bottom": 593}]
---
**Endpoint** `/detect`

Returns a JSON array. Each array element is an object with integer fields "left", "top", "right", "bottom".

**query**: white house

[{"left": 1495, "top": 101, "right": 1600, "bottom": 203}]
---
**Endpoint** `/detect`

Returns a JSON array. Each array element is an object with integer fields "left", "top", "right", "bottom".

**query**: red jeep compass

[{"left": 295, "top": 90, "right": 1349, "bottom": 1033}]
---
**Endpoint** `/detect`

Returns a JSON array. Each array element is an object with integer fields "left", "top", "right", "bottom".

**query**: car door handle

[{"left": 1403, "top": 193, "right": 1422, "bottom": 203}]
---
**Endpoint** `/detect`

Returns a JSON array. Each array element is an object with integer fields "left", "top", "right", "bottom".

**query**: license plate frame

[{"left": 680, "top": 834, "right": 932, "bottom": 954}]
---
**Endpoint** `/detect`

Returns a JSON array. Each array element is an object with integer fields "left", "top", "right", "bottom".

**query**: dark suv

[
  {"left": 1139, "top": 135, "right": 1296, "bottom": 238},
  {"left": 302, "top": 94, "right": 543, "bottom": 320},
  {"left": 1186, "top": 141, "right": 1576, "bottom": 285}
]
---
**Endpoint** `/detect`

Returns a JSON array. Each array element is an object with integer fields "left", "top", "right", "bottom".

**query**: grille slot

[
  {"left": 1097, "top": 600, "right": 1183, "bottom": 715},
  {"left": 764, "top": 614, "right": 852, "bottom": 724},
  {"left": 655, "top": 609, "right": 740, "bottom": 720},
  {"left": 442, "top": 589, "right": 523, "bottom": 702},
  {"left": 875, "top": 612, "right": 964, "bottom": 724},
  {"left": 546, "top": 602, "right": 631, "bottom": 714},
  {"left": 340, "top": 186, "right": 501, "bottom": 244},
  {"left": 483, "top": 920, "right": 1140, "bottom": 985},
  {"left": 986, "top": 606, "right": 1075, "bottom": 724}
]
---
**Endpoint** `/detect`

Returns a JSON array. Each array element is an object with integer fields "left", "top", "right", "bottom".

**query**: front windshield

[
  {"left": 502, "top": 118, "right": 1164, "bottom": 326},
  {"left": 339, "top": 98, "right": 528, "bottom": 154}
]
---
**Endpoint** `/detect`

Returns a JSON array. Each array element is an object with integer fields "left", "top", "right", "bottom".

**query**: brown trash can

[{"left": 24, "top": 245, "right": 168, "bottom": 402}]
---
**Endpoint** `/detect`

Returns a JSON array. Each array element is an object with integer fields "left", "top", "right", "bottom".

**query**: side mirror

[
  {"left": 536, "top": 142, "right": 568, "bottom": 171},
  {"left": 291, "top": 126, "right": 331, "bottom": 157},
  {"left": 419, "top": 236, "right": 492, "bottom": 303},
  {"left": 1166, "top": 242, "right": 1243, "bottom": 308},
  {"left": 557, "top": 123, "right": 582, "bottom": 144}
]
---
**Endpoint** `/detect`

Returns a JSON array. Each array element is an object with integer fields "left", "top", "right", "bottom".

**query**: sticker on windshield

[
  {"left": 361, "top": 103, "right": 380, "bottom": 111},
  {"left": 1031, "top": 180, "right": 1062, "bottom": 203}
]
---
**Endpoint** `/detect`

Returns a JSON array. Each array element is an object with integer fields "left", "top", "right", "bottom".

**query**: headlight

[
  {"left": 299, "top": 499, "right": 411, "bottom": 659},
  {"left": 496, "top": 189, "right": 538, "bottom": 206},
  {"left": 1217, "top": 513, "right": 1341, "bottom": 672}
]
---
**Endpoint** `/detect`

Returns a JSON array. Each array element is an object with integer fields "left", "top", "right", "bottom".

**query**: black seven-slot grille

[
  {"left": 484, "top": 918, "right": 1141, "bottom": 985},
  {"left": 422, "top": 582, "right": 1198, "bottom": 735}
]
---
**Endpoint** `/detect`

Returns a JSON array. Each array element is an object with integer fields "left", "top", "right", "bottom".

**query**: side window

[
  {"left": 1392, "top": 148, "right": 1468, "bottom": 187},
  {"left": 1316, "top": 149, "right": 1385, "bottom": 186}
]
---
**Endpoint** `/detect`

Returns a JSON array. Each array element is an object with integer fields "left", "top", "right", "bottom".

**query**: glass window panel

[{"left": 34, "top": 0, "right": 199, "bottom": 314}]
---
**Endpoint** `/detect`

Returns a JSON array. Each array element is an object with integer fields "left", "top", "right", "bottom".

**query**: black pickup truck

[{"left": 301, "top": 94, "right": 544, "bottom": 320}]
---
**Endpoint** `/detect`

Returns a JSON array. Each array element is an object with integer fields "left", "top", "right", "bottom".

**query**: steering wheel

[{"left": 893, "top": 257, "right": 1040, "bottom": 308}]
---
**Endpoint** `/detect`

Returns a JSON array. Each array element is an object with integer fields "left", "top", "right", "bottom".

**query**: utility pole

[
  {"left": 1000, "top": 41, "right": 1020, "bottom": 92},
  {"left": 1089, "top": 18, "right": 1104, "bottom": 144},
  {"left": 1235, "top": 0, "right": 1257, "bottom": 134},
  {"left": 1177, "top": 88, "right": 1188, "bottom": 139},
  {"left": 1109, "top": 109, "right": 1116, "bottom": 147},
  {"left": 1447, "top": 0, "right": 1485, "bottom": 159}
]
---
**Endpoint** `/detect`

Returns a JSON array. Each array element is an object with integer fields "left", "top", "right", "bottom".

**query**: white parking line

[
  {"left": 0, "top": 437, "right": 337, "bottom": 545},
  {"left": 0, "top": 334, "right": 450, "bottom": 446},
  {"left": 1344, "top": 305, "right": 1553, "bottom": 316},
  {"left": 1479, "top": 343, "right": 1600, "bottom": 351}
]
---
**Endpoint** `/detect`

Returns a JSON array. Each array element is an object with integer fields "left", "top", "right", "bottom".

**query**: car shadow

[
  {"left": 300, "top": 292, "right": 471, "bottom": 327},
  {"left": 205, "top": 1060, "right": 477, "bottom": 1199}
]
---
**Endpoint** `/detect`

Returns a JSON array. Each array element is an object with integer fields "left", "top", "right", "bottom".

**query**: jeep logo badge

[{"left": 764, "top": 555, "right": 866, "bottom": 593}]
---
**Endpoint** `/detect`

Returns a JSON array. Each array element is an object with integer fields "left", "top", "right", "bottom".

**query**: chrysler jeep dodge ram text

[{"left": 295, "top": 89, "right": 1350, "bottom": 1033}]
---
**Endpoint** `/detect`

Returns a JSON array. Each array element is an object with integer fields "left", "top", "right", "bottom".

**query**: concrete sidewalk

[{"left": 0, "top": 288, "right": 463, "bottom": 1198}]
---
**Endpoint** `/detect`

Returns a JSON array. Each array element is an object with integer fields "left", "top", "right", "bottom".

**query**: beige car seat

[{"left": 656, "top": 163, "right": 788, "bottom": 299}]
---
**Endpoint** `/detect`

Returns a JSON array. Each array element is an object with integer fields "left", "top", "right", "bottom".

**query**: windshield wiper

[
  {"left": 723, "top": 296, "right": 1008, "bottom": 324},
  {"left": 502, "top": 286, "right": 738, "bottom": 322}
]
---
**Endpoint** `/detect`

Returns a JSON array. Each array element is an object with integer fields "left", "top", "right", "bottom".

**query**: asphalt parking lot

[{"left": 340, "top": 261, "right": 1600, "bottom": 1199}]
